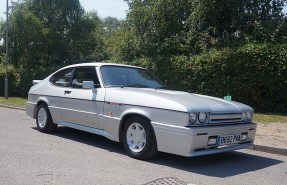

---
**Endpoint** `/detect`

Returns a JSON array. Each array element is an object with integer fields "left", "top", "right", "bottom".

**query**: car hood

[{"left": 104, "top": 88, "right": 253, "bottom": 113}]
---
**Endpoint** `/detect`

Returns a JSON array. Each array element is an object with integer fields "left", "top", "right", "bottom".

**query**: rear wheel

[
  {"left": 36, "top": 103, "right": 57, "bottom": 133},
  {"left": 123, "top": 116, "right": 158, "bottom": 160}
]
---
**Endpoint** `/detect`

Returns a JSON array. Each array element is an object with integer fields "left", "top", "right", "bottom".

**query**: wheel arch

[
  {"left": 33, "top": 97, "right": 49, "bottom": 118},
  {"left": 118, "top": 110, "right": 152, "bottom": 142}
]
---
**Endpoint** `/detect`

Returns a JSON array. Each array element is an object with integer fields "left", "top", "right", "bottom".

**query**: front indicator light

[
  {"left": 241, "top": 133, "right": 248, "bottom": 141},
  {"left": 207, "top": 136, "right": 218, "bottom": 146}
]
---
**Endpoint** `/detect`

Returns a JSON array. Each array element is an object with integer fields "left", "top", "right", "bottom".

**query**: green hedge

[
  {"left": 0, "top": 61, "right": 50, "bottom": 97},
  {"left": 151, "top": 44, "right": 287, "bottom": 113},
  {"left": 1, "top": 43, "right": 286, "bottom": 113}
]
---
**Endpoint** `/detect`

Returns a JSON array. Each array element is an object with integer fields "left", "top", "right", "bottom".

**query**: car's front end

[
  {"left": 151, "top": 110, "right": 256, "bottom": 157},
  {"left": 104, "top": 85, "right": 257, "bottom": 157}
]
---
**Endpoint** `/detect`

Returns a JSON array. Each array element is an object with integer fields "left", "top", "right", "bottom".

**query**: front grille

[{"left": 209, "top": 112, "right": 243, "bottom": 124}]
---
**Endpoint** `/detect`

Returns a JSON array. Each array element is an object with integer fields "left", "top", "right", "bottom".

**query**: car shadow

[
  {"left": 149, "top": 151, "right": 283, "bottom": 178},
  {"left": 31, "top": 126, "right": 126, "bottom": 155},
  {"left": 31, "top": 126, "right": 283, "bottom": 178}
]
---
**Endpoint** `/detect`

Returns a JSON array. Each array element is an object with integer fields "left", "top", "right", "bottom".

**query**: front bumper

[{"left": 152, "top": 122, "right": 256, "bottom": 157}]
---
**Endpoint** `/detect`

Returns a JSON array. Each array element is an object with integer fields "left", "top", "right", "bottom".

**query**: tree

[
  {"left": 190, "top": 0, "right": 287, "bottom": 48},
  {"left": 125, "top": 0, "right": 194, "bottom": 57},
  {"left": 7, "top": 4, "right": 47, "bottom": 95},
  {"left": 25, "top": 0, "right": 85, "bottom": 65},
  {"left": 101, "top": 16, "right": 123, "bottom": 34},
  {"left": 69, "top": 11, "right": 105, "bottom": 62},
  {"left": 5, "top": 0, "right": 104, "bottom": 95},
  {"left": 104, "top": 23, "right": 139, "bottom": 63},
  {"left": 123, "top": 0, "right": 287, "bottom": 55}
]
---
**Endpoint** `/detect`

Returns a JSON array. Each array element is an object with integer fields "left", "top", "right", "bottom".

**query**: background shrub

[{"left": 151, "top": 44, "right": 287, "bottom": 113}]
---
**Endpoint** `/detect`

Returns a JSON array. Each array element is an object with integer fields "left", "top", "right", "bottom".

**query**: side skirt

[{"left": 58, "top": 121, "right": 117, "bottom": 142}]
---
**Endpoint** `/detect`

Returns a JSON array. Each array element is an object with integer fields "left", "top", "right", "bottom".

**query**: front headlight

[
  {"left": 242, "top": 112, "right": 246, "bottom": 121},
  {"left": 189, "top": 112, "right": 209, "bottom": 125},
  {"left": 245, "top": 111, "right": 253, "bottom": 121},
  {"left": 189, "top": 113, "right": 197, "bottom": 124},
  {"left": 198, "top": 112, "right": 207, "bottom": 123}
]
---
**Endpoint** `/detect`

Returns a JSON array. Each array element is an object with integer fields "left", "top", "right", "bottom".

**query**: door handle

[{"left": 64, "top": 90, "right": 72, "bottom": 95}]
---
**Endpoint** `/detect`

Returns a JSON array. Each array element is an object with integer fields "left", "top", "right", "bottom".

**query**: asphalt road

[{"left": 0, "top": 107, "right": 286, "bottom": 185}]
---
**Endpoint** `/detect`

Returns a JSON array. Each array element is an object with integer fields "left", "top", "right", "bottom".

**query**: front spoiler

[{"left": 152, "top": 122, "right": 257, "bottom": 157}]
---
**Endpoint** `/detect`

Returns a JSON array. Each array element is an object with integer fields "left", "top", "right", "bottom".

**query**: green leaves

[
  {"left": 2, "top": 0, "right": 104, "bottom": 96},
  {"left": 1, "top": 0, "right": 287, "bottom": 112},
  {"left": 153, "top": 44, "right": 287, "bottom": 113}
]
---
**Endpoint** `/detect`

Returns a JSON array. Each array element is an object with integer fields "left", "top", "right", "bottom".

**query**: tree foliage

[
  {"left": 124, "top": 0, "right": 194, "bottom": 56},
  {"left": 0, "top": 0, "right": 286, "bottom": 112},
  {"left": 0, "top": 0, "right": 105, "bottom": 95},
  {"left": 123, "top": 0, "right": 287, "bottom": 54},
  {"left": 118, "top": 0, "right": 287, "bottom": 112}
]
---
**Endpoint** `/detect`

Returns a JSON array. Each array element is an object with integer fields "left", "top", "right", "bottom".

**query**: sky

[{"left": 0, "top": 0, "right": 129, "bottom": 20}]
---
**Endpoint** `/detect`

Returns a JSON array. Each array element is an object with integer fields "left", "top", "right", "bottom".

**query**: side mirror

[{"left": 82, "top": 81, "right": 94, "bottom": 89}]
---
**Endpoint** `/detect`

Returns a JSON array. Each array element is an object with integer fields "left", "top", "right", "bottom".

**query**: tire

[
  {"left": 36, "top": 103, "right": 57, "bottom": 133},
  {"left": 123, "top": 116, "right": 158, "bottom": 160}
]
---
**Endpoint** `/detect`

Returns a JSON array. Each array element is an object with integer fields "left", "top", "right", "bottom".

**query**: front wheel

[
  {"left": 36, "top": 103, "right": 57, "bottom": 133},
  {"left": 123, "top": 116, "right": 158, "bottom": 160}
]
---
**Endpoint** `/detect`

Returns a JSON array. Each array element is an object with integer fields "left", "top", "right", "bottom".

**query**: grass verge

[
  {"left": 0, "top": 97, "right": 27, "bottom": 108},
  {"left": 253, "top": 113, "right": 287, "bottom": 123}
]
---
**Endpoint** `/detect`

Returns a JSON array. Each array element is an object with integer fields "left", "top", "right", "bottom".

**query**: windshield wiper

[{"left": 121, "top": 84, "right": 149, "bottom": 88}]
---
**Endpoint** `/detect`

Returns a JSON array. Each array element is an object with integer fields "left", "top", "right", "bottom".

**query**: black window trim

[
  {"left": 49, "top": 66, "right": 102, "bottom": 89},
  {"left": 49, "top": 67, "right": 75, "bottom": 88},
  {"left": 70, "top": 66, "right": 101, "bottom": 89}
]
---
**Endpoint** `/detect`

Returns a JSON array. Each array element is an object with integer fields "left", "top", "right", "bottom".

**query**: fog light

[
  {"left": 241, "top": 133, "right": 248, "bottom": 141},
  {"left": 207, "top": 136, "right": 218, "bottom": 146}
]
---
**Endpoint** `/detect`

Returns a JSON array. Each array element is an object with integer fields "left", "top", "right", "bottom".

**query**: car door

[
  {"left": 60, "top": 66, "right": 105, "bottom": 128},
  {"left": 48, "top": 67, "right": 74, "bottom": 123}
]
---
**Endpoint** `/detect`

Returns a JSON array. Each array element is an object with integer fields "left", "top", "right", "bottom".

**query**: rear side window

[
  {"left": 71, "top": 67, "right": 100, "bottom": 88},
  {"left": 50, "top": 68, "right": 74, "bottom": 87}
]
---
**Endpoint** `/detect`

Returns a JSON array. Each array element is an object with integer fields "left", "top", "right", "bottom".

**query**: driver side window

[{"left": 72, "top": 67, "right": 100, "bottom": 89}]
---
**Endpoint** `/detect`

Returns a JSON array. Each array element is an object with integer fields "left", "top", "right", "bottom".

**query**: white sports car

[{"left": 25, "top": 63, "right": 256, "bottom": 159}]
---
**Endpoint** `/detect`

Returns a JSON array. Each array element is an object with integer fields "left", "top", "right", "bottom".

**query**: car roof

[{"left": 62, "top": 62, "right": 146, "bottom": 69}]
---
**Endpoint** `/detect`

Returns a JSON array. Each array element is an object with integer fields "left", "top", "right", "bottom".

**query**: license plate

[{"left": 219, "top": 134, "right": 241, "bottom": 145}]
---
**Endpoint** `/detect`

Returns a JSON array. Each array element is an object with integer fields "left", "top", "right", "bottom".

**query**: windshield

[{"left": 100, "top": 66, "right": 166, "bottom": 89}]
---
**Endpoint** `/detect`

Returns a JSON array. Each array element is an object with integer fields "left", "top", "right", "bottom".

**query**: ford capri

[{"left": 25, "top": 63, "right": 256, "bottom": 160}]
